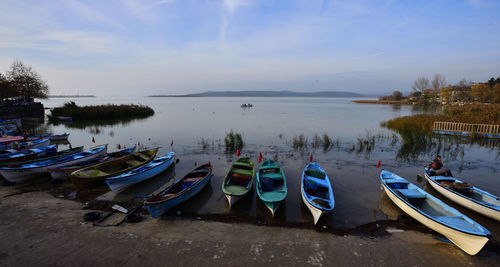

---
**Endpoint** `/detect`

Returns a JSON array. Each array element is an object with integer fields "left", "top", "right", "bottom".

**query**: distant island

[
  {"left": 49, "top": 95, "right": 96, "bottom": 98},
  {"left": 150, "top": 90, "right": 362, "bottom": 97}
]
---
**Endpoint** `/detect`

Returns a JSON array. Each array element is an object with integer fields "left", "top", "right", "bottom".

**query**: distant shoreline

[
  {"left": 49, "top": 95, "right": 96, "bottom": 98},
  {"left": 352, "top": 100, "right": 410, "bottom": 104},
  {"left": 150, "top": 90, "right": 363, "bottom": 98}
]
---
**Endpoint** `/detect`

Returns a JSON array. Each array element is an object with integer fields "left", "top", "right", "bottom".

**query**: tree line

[
  {"left": 381, "top": 74, "right": 500, "bottom": 104},
  {"left": 0, "top": 60, "right": 49, "bottom": 102}
]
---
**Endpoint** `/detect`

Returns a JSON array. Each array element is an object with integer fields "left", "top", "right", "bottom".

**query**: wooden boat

[
  {"left": 256, "top": 158, "right": 287, "bottom": 216},
  {"left": 0, "top": 146, "right": 83, "bottom": 167},
  {"left": 0, "top": 145, "right": 107, "bottom": 183},
  {"left": 70, "top": 148, "right": 158, "bottom": 189},
  {"left": 28, "top": 133, "right": 69, "bottom": 141},
  {"left": 0, "top": 145, "right": 57, "bottom": 163},
  {"left": 301, "top": 162, "right": 335, "bottom": 225},
  {"left": 380, "top": 170, "right": 490, "bottom": 255},
  {"left": 48, "top": 147, "right": 136, "bottom": 180},
  {"left": 145, "top": 162, "right": 212, "bottom": 218},
  {"left": 14, "top": 138, "right": 50, "bottom": 150},
  {"left": 222, "top": 157, "right": 254, "bottom": 207},
  {"left": 105, "top": 152, "right": 175, "bottom": 193},
  {"left": 424, "top": 168, "right": 500, "bottom": 221}
]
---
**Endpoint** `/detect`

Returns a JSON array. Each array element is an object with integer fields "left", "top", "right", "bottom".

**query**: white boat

[
  {"left": 380, "top": 170, "right": 490, "bottom": 255},
  {"left": 105, "top": 152, "right": 175, "bottom": 192},
  {"left": 0, "top": 144, "right": 107, "bottom": 183},
  {"left": 301, "top": 162, "right": 334, "bottom": 225},
  {"left": 424, "top": 169, "right": 500, "bottom": 221}
]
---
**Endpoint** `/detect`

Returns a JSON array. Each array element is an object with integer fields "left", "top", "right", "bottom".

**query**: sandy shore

[{"left": 0, "top": 186, "right": 498, "bottom": 266}]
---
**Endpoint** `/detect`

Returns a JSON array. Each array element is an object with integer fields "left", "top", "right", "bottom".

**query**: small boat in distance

[
  {"left": 106, "top": 152, "right": 175, "bottom": 193},
  {"left": 256, "top": 158, "right": 287, "bottom": 217},
  {"left": 222, "top": 157, "right": 255, "bottom": 207},
  {"left": 145, "top": 162, "right": 212, "bottom": 218},
  {"left": 0, "top": 146, "right": 84, "bottom": 167},
  {"left": 380, "top": 170, "right": 490, "bottom": 255},
  {"left": 301, "top": 162, "right": 335, "bottom": 225},
  {"left": 424, "top": 168, "right": 500, "bottom": 221},
  {"left": 0, "top": 145, "right": 57, "bottom": 163}
]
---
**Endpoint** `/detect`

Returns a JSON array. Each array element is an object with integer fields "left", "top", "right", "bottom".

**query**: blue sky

[{"left": 0, "top": 0, "right": 499, "bottom": 96}]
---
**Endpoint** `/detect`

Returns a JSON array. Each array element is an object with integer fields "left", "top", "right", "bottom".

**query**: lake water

[{"left": 31, "top": 97, "right": 500, "bottom": 242}]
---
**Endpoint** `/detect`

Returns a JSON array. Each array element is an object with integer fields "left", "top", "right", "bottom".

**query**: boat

[
  {"left": 424, "top": 168, "right": 500, "bottom": 221},
  {"left": 0, "top": 146, "right": 84, "bottom": 167},
  {"left": 12, "top": 138, "right": 50, "bottom": 150},
  {"left": 0, "top": 145, "right": 57, "bottom": 163},
  {"left": 48, "top": 147, "right": 136, "bottom": 180},
  {"left": 105, "top": 152, "right": 175, "bottom": 193},
  {"left": 56, "top": 116, "right": 72, "bottom": 122},
  {"left": 256, "top": 158, "right": 287, "bottom": 216},
  {"left": 380, "top": 170, "right": 490, "bottom": 255},
  {"left": 70, "top": 148, "right": 158, "bottom": 189},
  {"left": 28, "top": 133, "right": 70, "bottom": 141},
  {"left": 301, "top": 162, "right": 335, "bottom": 225},
  {"left": 145, "top": 162, "right": 212, "bottom": 218},
  {"left": 0, "top": 145, "right": 107, "bottom": 183},
  {"left": 221, "top": 157, "right": 255, "bottom": 207}
]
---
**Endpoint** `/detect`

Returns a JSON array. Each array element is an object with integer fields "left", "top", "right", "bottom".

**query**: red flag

[
  {"left": 170, "top": 140, "right": 173, "bottom": 147},
  {"left": 258, "top": 152, "right": 262, "bottom": 163},
  {"left": 138, "top": 141, "right": 140, "bottom": 147},
  {"left": 24, "top": 132, "right": 27, "bottom": 139},
  {"left": 118, "top": 144, "right": 121, "bottom": 149},
  {"left": 309, "top": 153, "right": 313, "bottom": 162},
  {"left": 236, "top": 149, "right": 240, "bottom": 157},
  {"left": 92, "top": 137, "right": 95, "bottom": 143},
  {"left": 377, "top": 160, "right": 381, "bottom": 168},
  {"left": 1, "top": 131, "right": 4, "bottom": 136}
]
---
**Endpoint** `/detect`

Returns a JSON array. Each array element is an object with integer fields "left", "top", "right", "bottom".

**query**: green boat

[
  {"left": 222, "top": 156, "right": 255, "bottom": 207},
  {"left": 256, "top": 158, "right": 287, "bottom": 217},
  {"left": 0, "top": 146, "right": 84, "bottom": 167},
  {"left": 70, "top": 148, "right": 158, "bottom": 189}
]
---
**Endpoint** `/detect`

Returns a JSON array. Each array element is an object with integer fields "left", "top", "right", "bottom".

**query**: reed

[
  {"left": 293, "top": 134, "right": 307, "bottom": 149},
  {"left": 49, "top": 101, "right": 154, "bottom": 121},
  {"left": 224, "top": 130, "right": 244, "bottom": 152}
]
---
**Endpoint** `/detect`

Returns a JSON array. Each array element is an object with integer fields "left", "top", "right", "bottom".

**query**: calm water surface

[{"left": 33, "top": 97, "right": 499, "bottom": 241}]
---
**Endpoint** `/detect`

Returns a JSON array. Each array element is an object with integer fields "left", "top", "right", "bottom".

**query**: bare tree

[
  {"left": 431, "top": 74, "right": 447, "bottom": 91},
  {"left": 6, "top": 59, "right": 49, "bottom": 100},
  {"left": 412, "top": 77, "right": 429, "bottom": 92},
  {"left": 392, "top": 90, "right": 403, "bottom": 100}
]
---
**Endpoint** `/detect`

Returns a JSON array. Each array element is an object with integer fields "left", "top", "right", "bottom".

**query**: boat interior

[
  {"left": 304, "top": 179, "right": 331, "bottom": 209},
  {"left": 434, "top": 177, "right": 500, "bottom": 206},
  {"left": 305, "top": 169, "right": 326, "bottom": 180},
  {"left": 153, "top": 169, "right": 209, "bottom": 200},
  {"left": 226, "top": 170, "right": 252, "bottom": 187},
  {"left": 259, "top": 169, "right": 285, "bottom": 192}
]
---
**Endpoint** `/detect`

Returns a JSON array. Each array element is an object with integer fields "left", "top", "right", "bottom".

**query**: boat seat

[
  {"left": 434, "top": 177, "right": 456, "bottom": 182},
  {"left": 385, "top": 179, "right": 409, "bottom": 184},
  {"left": 397, "top": 189, "right": 427, "bottom": 199},
  {"left": 126, "top": 160, "right": 142, "bottom": 166}
]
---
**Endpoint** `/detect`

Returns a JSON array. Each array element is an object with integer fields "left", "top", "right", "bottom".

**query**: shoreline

[{"left": 0, "top": 185, "right": 499, "bottom": 265}]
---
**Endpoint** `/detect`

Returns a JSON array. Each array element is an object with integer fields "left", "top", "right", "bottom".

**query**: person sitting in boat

[{"left": 428, "top": 155, "right": 453, "bottom": 177}]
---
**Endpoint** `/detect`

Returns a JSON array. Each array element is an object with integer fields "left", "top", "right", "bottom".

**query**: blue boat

[
  {"left": 1, "top": 138, "right": 50, "bottom": 150},
  {"left": 381, "top": 170, "right": 490, "bottom": 255},
  {"left": 145, "top": 162, "right": 212, "bottom": 218},
  {"left": 301, "top": 162, "right": 335, "bottom": 225},
  {"left": 0, "top": 144, "right": 107, "bottom": 183},
  {"left": 48, "top": 147, "right": 136, "bottom": 180},
  {"left": 0, "top": 145, "right": 57, "bottom": 163},
  {"left": 105, "top": 152, "right": 175, "bottom": 193}
]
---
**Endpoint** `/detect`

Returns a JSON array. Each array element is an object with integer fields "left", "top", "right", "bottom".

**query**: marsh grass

[
  {"left": 49, "top": 101, "right": 154, "bottom": 121},
  {"left": 199, "top": 138, "right": 210, "bottom": 150},
  {"left": 293, "top": 134, "right": 307, "bottom": 149},
  {"left": 224, "top": 130, "right": 244, "bottom": 153}
]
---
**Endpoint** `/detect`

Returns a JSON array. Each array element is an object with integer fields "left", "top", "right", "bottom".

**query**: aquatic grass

[
  {"left": 49, "top": 101, "right": 154, "bottom": 121},
  {"left": 311, "top": 134, "right": 322, "bottom": 148},
  {"left": 293, "top": 134, "right": 307, "bottom": 149},
  {"left": 224, "top": 130, "right": 244, "bottom": 153},
  {"left": 199, "top": 138, "right": 210, "bottom": 150}
]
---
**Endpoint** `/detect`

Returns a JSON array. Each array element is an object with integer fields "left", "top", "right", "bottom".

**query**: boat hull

[
  {"left": 301, "top": 182, "right": 325, "bottom": 225},
  {"left": 382, "top": 183, "right": 489, "bottom": 255},
  {"left": 425, "top": 174, "right": 500, "bottom": 221},
  {"left": 0, "top": 146, "right": 107, "bottom": 183},
  {"left": 146, "top": 174, "right": 211, "bottom": 218},
  {"left": 105, "top": 153, "right": 175, "bottom": 193}
]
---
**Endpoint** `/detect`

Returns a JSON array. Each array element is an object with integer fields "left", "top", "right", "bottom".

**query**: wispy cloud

[{"left": 122, "top": 0, "right": 177, "bottom": 22}]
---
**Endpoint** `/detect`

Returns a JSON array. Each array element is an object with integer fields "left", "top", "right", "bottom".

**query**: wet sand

[{"left": 0, "top": 186, "right": 498, "bottom": 266}]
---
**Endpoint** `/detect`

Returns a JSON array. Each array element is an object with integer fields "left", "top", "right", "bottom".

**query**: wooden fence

[{"left": 433, "top": 121, "right": 500, "bottom": 138}]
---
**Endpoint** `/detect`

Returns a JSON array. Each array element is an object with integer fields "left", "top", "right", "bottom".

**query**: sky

[{"left": 0, "top": 0, "right": 499, "bottom": 96}]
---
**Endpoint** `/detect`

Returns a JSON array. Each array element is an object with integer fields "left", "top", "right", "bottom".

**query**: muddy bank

[{"left": 0, "top": 187, "right": 498, "bottom": 266}]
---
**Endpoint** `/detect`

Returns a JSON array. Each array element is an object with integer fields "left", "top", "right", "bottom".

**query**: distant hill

[{"left": 150, "top": 90, "right": 363, "bottom": 97}]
